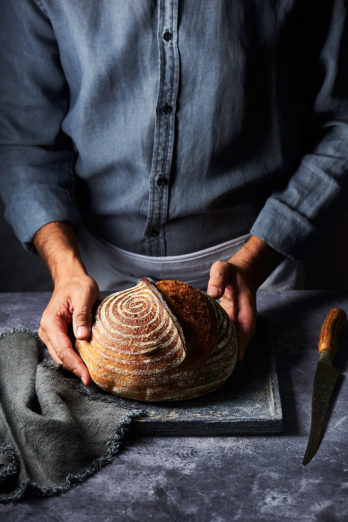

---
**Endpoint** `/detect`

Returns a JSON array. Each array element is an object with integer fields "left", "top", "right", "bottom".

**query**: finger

[
  {"left": 45, "top": 317, "right": 92, "bottom": 386},
  {"left": 236, "top": 290, "right": 257, "bottom": 362},
  {"left": 54, "top": 332, "right": 92, "bottom": 386},
  {"left": 71, "top": 291, "right": 97, "bottom": 340},
  {"left": 38, "top": 327, "right": 62, "bottom": 365},
  {"left": 220, "top": 283, "right": 238, "bottom": 324},
  {"left": 207, "top": 261, "right": 233, "bottom": 299}
]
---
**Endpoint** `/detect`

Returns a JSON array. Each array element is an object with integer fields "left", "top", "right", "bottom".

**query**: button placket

[{"left": 145, "top": 0, "right": 180, "bottom": 255}]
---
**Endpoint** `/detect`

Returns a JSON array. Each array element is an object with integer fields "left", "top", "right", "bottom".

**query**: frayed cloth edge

[
  {"left": 0, "top": 328, "right": 39, "bottom": 341},
  {"left": 0, "top": 408, "right": 143, "bottom": 503},
  {"left": 0, "top": 329, "right": 146, "bottom": 503}
]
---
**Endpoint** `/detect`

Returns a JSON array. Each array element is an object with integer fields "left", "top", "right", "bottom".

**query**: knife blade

[{"left": 302, "top": 307, "right": 347, "bottom": 465}]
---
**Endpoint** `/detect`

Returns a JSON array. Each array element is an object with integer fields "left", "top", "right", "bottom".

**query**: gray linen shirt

[{"left": 0, "top": 0, "right": 347, "bottom": 257}]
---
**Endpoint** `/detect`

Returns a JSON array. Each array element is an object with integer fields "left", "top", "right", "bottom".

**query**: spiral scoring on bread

[
  {"left": 94, "top": 284, "right": 178, "bottom": 354},
  {"left": 77, "top": 280, "right": 187, "bottom": 383}
]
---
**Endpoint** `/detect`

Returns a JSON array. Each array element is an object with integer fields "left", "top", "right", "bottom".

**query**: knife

[{"left": 302, "top": 307, "right": 347, "bottom": 465}]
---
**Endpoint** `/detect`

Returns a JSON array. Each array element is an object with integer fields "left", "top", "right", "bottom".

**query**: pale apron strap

[{"left": 78, "top": 229, "right": 304, "bottom": 292}]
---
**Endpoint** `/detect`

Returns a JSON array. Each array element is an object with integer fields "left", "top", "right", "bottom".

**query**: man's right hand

[
  {"left": 39, "top": 275, "right": 99, "bottom": 386},
  {"left": 33, "top": 221, "right": 100, "bottom": 386}
]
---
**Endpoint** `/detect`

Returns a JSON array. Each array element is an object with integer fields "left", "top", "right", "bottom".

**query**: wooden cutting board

[{"left": 120, "top": 316, "right": 283, "bottom": 435}]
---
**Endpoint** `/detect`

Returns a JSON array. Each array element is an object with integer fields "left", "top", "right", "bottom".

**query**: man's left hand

[
  {"left": 207, "top": 259, "right": 257, "bottom": 362},
  {"left": 207, "top": 235, "right": 285, "bottom": 362}
]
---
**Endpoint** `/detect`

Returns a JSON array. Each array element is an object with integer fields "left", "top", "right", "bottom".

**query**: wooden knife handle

[{"left": 318, "top": 308, "right": 347, "bottom": 355}]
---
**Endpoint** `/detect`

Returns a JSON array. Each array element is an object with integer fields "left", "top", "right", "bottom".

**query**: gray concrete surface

[{"left": 0, "top": 290, "right": 347, "bottom": 521}]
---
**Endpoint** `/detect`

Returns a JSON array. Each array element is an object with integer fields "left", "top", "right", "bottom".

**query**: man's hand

[
  {"left": 39, "top": 275, "right": 99, "bottom": 386},
  {"left": 34, "top": 221, "right": 99, "bottom": 385},
  {"left": 207, "top": 259, "right": 257, "bottom": 362},
  {"left": 207, "top": 235, "right": 284, "bottom": 362}
]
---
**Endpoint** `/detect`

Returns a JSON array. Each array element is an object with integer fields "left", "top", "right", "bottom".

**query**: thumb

[
  {"left": 72, "top": 297, "right": 94, "bottom": 340},
  {"left": 207, "top": 260, "right": 233, "bottom": 299}
]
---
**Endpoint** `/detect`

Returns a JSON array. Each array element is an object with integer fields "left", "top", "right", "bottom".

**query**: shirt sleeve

[
  {"left": 0, "top": 0, "right": 81, "bottom": 250},
  {"left": 251, "top": 0, "right": 348, "bottom": 259}
]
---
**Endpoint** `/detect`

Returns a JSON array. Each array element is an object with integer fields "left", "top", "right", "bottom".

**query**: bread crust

[
  {"left": 155, "top": 280, "right": 217, "bottom": 369},
  {"left": 76, "top": 278, "right": 237, "bottom": 401}
]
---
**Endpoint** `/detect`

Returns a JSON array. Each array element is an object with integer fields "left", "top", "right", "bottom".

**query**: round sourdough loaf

[{"left": 75, "top": 278, "right": 237, "bottom": 401}]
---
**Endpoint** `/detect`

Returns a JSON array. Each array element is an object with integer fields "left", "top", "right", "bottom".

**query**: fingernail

[
  {"left": 207, "top": 285, "right": 222, "bottom": 298},
  {"left": 76, "top": 326, "right": 90, "bottom": 338}
]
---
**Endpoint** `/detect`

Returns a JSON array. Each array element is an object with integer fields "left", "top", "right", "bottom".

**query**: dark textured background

[{"left": 1, "top": 199, "right": 348, "bottom": 292}]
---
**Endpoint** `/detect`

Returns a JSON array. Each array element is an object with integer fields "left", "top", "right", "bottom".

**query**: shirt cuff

[
  {"left": 250, "top": 197, "right": 321, "bottom": 260},
  {"left": 4, "top": 187, "right": 81, "bottom": 252}
]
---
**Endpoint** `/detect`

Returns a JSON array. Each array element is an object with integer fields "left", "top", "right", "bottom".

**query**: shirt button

[
  {"left": 149, "top": 228, "right": 159, "bottom": 238},
  {"left": 163, "top": 31, "right": 172, "bottom": 42},
  {"left": 157, "top": 176, "right": 168, "bottom": 186},
  {"left": 162, "top": 104, "right": 172, "bottom": 114}
]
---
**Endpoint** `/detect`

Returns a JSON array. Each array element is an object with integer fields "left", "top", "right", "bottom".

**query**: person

[{"left": 0, "top": 1, "right": 347, "bottom": 386}]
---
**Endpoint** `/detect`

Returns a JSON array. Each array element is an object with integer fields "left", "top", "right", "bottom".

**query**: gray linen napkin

[{"left": 0, "top": 330, "right": 144, "bottom": 502}]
